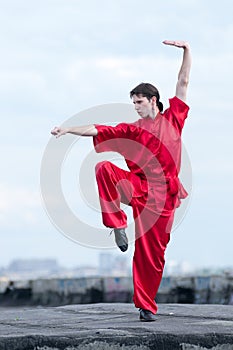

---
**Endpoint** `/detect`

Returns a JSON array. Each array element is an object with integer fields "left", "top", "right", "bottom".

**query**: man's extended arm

[
  {"left": 163, "top": 40, "right": 191, "bottom": 102},
  {"left": 51, "top": 124, "right": 98, "bottom": 138}
]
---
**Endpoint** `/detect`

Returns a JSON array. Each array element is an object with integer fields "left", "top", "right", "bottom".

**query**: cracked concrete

[{"left": 0, "top": 303, "right": 232, "bottom": 349}]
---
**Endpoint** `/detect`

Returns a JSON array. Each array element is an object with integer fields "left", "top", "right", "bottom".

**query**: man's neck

[{"left": 149, "top": 107, "right": 160, "bottom": 120}]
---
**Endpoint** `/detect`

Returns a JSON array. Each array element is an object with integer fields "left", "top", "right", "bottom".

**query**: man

[{"left": 51, "top": 40, "right": 191, "bottom": 321}]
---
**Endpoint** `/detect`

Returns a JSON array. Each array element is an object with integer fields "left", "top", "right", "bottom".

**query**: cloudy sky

[{"left": 0, "top": 0, "right": 233, "bottom": 270}]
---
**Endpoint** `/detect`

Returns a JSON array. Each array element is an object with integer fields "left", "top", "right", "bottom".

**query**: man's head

[{"left": 130, "top": 83, "right": 163, "bottom": 119}]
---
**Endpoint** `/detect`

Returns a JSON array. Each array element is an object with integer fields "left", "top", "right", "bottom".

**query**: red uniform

[{"left": 93, "top": 96, "right": 189, "bottom": 314}]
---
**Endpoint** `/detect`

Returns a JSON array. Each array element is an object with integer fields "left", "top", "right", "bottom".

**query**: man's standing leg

[{"left": 132, "top": 199, "right": 174, "bottom": 320}]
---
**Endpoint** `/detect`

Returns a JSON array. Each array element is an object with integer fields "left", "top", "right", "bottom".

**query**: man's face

[{"left": 132, "top": 94, "right": 155, "bottom": 118}]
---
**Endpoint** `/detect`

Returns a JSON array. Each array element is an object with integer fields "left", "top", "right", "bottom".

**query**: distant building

[
  {"left": 98, "top": 253, "right": 130, "bottom": 277},
  {"left": 98, "top": 253, "right": 114, "bottom": 276},
  {"left": 8, "top": 259, "right": 59, "bottom": 273},
  {"left": 112, "top": 255, "right": 129, "bottom": 276}
]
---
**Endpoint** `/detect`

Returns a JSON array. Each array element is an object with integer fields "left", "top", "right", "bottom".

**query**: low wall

[{"left": 0, "top": 275, "right": 232, "bottom": 306}]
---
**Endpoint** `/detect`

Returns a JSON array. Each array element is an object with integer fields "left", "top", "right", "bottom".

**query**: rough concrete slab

[{"left": 0, "top": 303, "right": 232, "bottom": 349}]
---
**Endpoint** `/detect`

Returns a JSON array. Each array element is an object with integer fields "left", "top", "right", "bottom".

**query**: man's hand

[
  {"left": 163, "top": 40, "right": 190, "bottom": 50},
  {"left": 51, "top": 126, "right": 69, "bottom": 138}
]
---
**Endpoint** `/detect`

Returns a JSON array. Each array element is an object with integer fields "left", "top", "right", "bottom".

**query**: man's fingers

[
  {"left": 55, "top": 130, "right": 66, "bottom": 138},
  {"left": 163, "top": 40, "right": 188, "bottom": 49},
  {"left": 163, "top": 40, "right": 180, "bottom": 46},
  {"left": 51, "top": 127, "right": 60, "bottom": 136},
  {"left": 163, "top": 40, "right": 175, "bottom": 46},
  {"left": 51, "top": 126, "right": 68, "bottom": 138}
]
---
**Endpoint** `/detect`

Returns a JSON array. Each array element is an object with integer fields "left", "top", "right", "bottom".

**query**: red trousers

[{"left": 95, "top": 161, "right": 174, "bottom": 314}]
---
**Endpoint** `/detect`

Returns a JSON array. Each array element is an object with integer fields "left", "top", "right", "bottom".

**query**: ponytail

[{"left": 157, "top": 101, "right": 163, "bottom": 112}]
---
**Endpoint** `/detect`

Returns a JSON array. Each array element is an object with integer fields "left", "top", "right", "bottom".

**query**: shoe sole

[{"left": 139, "top": 317, "right": 157, "bottom": 322}]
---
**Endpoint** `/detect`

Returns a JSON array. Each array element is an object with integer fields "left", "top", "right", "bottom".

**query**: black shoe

[
  {"left": 113, "top": 228, "right": 128, "bottom": 252},
  {"left": 139, "top": 308, "right": 157, "bottom": 322}
]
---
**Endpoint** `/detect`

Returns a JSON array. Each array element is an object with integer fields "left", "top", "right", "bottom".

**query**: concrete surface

[{"left": 0, "top": 303, "right": 232, "bottom": 350}]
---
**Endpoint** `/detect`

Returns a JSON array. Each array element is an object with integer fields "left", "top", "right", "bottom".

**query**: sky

[{"left": 0, "top": 0, "right": 233, "bottom": 270}]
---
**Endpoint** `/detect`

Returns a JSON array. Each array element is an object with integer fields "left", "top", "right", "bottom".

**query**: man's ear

[{"left": 151, "top": 96, "right": 157, "bottom": 107}]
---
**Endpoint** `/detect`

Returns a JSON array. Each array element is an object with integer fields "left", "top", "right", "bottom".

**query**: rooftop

[{"left": 0, "top": 303, "right": 233, "bottom": 349}]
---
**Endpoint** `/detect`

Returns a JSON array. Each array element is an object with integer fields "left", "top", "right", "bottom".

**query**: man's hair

[{"left": 130, "top": 82, "right": 163, "bottom": 112}]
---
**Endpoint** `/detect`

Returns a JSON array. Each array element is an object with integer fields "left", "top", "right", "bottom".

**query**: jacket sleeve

[
  {"left": 93, "top": 122, "right": 137, "bottom": 153},
  {"left": 163, "top": 96, "right": 190, "bottom": 133}
]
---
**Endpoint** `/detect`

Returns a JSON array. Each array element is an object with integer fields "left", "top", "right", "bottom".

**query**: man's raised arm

[{"left": 163, "top": 40, "right": 191, "bottom": 102}]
